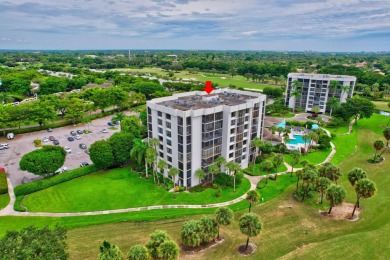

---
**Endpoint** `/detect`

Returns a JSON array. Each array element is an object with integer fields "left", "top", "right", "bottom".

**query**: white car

[
  {"left": 75, "top": 135, "right": 81, "bottom": 140},
  {"left": 100, "top": 129, "right": 108, "bottom": 133},
  {"left": 64, "top": 146, "right": 72, "bottom": 153},
  {"left": 42, "top": 137, "right": 49, "bottom": 143},
  {"left": 0, "top": 143, "right": 9, "bottom": 150}
]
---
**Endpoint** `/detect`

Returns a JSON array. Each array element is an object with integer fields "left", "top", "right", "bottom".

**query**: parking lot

[{"left": 0, "top": 115, "right": 120, "bottom": 187}]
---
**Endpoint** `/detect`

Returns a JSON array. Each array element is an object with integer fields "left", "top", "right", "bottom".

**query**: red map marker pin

[{"left": 204, "top": 81, "right": 214, "bottom": 94}]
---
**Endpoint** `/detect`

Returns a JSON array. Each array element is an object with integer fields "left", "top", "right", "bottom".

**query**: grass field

[
  {"left": 284, "top": 148, "right": 332, "bottom": 168},
  {"left": 22, "top": 168, "right": 250, "bottom": 212},
  {"left": 0, "top": 194, "right": 9, "bottom": 210},
  {"left": 373, "top": 101, "right": 390, "bottom": 112},
  {"left": 114, "top": 67, "right": 279, "bottom": 90},
  {"left": 63, "top": 114, "right": 390, "bottom": 259},
  {"left": 244, "top": 158, "right": 288, "bottom": 176}
]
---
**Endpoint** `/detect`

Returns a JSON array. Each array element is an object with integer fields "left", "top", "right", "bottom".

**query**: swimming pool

[{"left": 287, "top": 135, "right": 309, "bottom": 145}]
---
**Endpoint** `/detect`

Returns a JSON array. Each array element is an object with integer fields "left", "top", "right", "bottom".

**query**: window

[
  {"left": 245, "top": 116, "right": 249, "bottom": 122},
  {"left": 167, "top": 130, "right": 171, "bottom": 137},
  {"left": 230, "top": 145, "right": 234, "bottom": 150},
  {"left": 166, "top": 122, "right": 171, "bottom": 128},
  {"left": 166, "top": 114, "right": 171, "bottom": 120},
  {"left": 158, "top": 111, "right": 162, "bottom": 117},
  {"left": 231, "top": 112, "right": 235, "bottom": 117},
  {"left": 167, "top": 156, "right": 172, "bottom": 162},
  {"left": 159, "top": 136, "right": 163, "bottom": 142},
  {"left": 230, "top": 129, "right": 235, "bottom": 134},
  {"left": 159, "top": 144, "right": 163, "bottom": 150},
  {"left": 230, "top": 136, "right": 234, "bottom": 142},
  {"left": 229, "top": 153, "right": 234, "bottom": 158},
  {"left": 186, "top": 135, "right": 191, "bottom": 143},
  {"left": 158, "top": 128, "right": 163, "bottom": 134},
  {"left": 167, "top": 139, "right": 172, "bottom": 146},
  {"left": 186, "top": 117, "right": 191, "bottom": 125},
  {"left": 178, "top": 117, "right": 183, "bottom": 125},
  {"left": 158, "top": 119, "right": 162, "bottom": 125},
  {"left": 231, "top": 119, "right": 236, "bottom": 125},
  {"left": 167, "top": 147, "right": 172, "bottom": 154},
  {"left": 245, "top": 108, "right": 249, "bottom": 113}
]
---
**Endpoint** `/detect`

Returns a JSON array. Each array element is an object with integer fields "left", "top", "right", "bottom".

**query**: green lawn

[
  {"left": 22, "top": 168, "right": 250, "bottom": 212},
  {"left": 285, "top": 148, "right": 331, "bottom": 168},
  {"left": 244, "top": 158, "right": 288, "bottom": 176},
  {"left": 373, "top": 100, "right": 390, "bottom": 112},
  {"left": 258, "top": 175, "right": 297, "bottom": 202},
  {"left": 0, "top": 194, "right": 10, "bottom": 210}
]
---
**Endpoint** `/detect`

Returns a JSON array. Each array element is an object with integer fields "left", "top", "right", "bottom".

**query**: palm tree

[
  {"left": 383, "top": 127, "right": 390, "bottom": 148},
  {"left": 273, "top": 154, "right": 284, "bottom": 180},
  {"left": 112, "top": 112, "right": 125, "bottom": 123},
  {"left": 317, "top": 177, "right": 331, "bottom": 204},
  {"left": 295, "top": 169, "right": 303, "bottom": 192},
  {"left": 340, "top": 85, "right": 350, "bottom": 101},
  {"left": 302, "top": 134, "right": 309, "bottom": 153},
  {"left": 290, "top": 90, "right": 301, "bottom": 113},
  {"left": 157, "top": 159, "right": 167, "bottom": 185},
  {"left": 307, "top": 131, "right": 318, "bottom": 148},
  {"left": 226, "top": 162, "right": 241, "bottom": 192},
  {"left": 195, "top": 168, "right": 206, "bottom": 184},
  {"left": 276, "top": 126, "right": 284, "bottom": 141},
  {"left": 261, "top": 160, "right": 274, "bottom": 176},
  {"left": 318, "top": 162, "right": 341, "bottom": 184},
  {"left": 130, "top": 138, "right": 149, "bottom": 178},
  {"left": 149, "top": 138, "right": 160, "bottom": 184},
  {"left": 351, "top": 179, "right": 377, "bottom": 218},
  {"left": 329, "top": 80, "right": 341, "bottom": 97},
  {"left": 146, "top": 148, "right": 157, "bottom": 184},
  {"left": 291, "top": 80, "right": 303, "bottom": 108},
  {"left": 326, "top": 97, "right": 339, "bottom": 117},
  {"left": 215, "top": 156, "right": 227, "bottom": 173},
  {"left": 215, "top": 207, "right": 234, "bottom": 239},
  {"left": 246, "top": 190, "right": 260, "bottom": 212},
  {"left": 0, "top": 92, "right": 14, "bottom": 104},
  {"left": 290, "top": 150, "right": 300, "bottom": 177},
  {"left": 325, "top": 184, "right": 346, "bottom": 215},
  {"left": 250, "top": 137, "right": 263, "bottom": 175},
  {"left": 239, "top": 213, "right": 263, "bottom": 250},
  {"left": 208, "top": 164, "right": 219, "bottom": 183},
  {"left": 269, "top": 125, "right": 277, "bottom": 141},
  {"left": 168, "top": 167, "right": 180, "bottom": 186},
  {"left": 373, "top": 140, "right": 384, "bottom": 161},
  {"left": 347, "top": 168, "right": 367, "bottom": 187},
  {"left": 301, "top": 169, "right": 318, "bottom": 201},
  {"left": 127, "top": 245, "right": 149, "bottom": 260}
]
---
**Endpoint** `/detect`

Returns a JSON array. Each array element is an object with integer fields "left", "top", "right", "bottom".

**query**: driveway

[{"left": 0, "top": 115, "right": 120, "bottom": 188}]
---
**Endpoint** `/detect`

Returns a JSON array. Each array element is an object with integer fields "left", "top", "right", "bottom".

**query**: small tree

[
  {"left": 99, "top": 240, "right": 124, "bottom": 260},
  {"left": 317, "top": 177, "right": 331, "bottom": 204},
  {"left": 146, "top": 230, "right": 171, "bottom": 259},
  {"left": 351, "top": 179, "right": 377, "bottom": 218},
  {"left": 208, "top": 164, "right": 219, "bottom": 183},
  {"left": 130, "top": 138, "right": 149, "bottom": 178},
  {"left": 347, "top": 168, "right": 367, "bottom": 187},
  {"left": 168, "top": 167, "right": 180, "bottom": 186},
  {"left": 90, "top": 140, "right": 115, "bottom": 170},
  {"left": 290, "top": 150, "right": 300, "bottom": 177},
  {"left": 157, "top": 159, "right": 167, "bottom": 185},
  {"left": 325, "top": 184, "right": 346, "bottom": 215},
  {"left": 225, "top": 162, "right": 241, "bottom": 192},
  {"left": 127, "top": 245, "right": 149, "bottom": 260},
  {"left": 215, "top": 207, "right": 234, "bottom": 239},
  {"left": 239, "top": 213, "right": 263, "bottom": 250},
  {"left": 158, "top": 240, "right": 179, "bottom": 260},
  {"left": 215, "top": 156, "right": 226, "bottom": 172},
  {"left": 195, "top": 168, "right": 206, "bottom": 184},
  {"left": 312, "top": 106, "right": 320, "bottom": 114},
  {"left": 269, "top": 125, "right": 277, "bottom": 141},
  {"left": 261, "top": 160, "right": 274, "bottom": 176},
  {"left": 301, "top": 169, "right": 318, "bottom": 201},
  {"left": 373, "top": 140, "right": 384, "bottom": 161},
  {"left": 181, "top": 220, "right": 202, "bottom": 248},
  {"left": 246, "top": 190, "right": 260, "bottom": 212},
  {"left": 273, "top": 154, "right": 284, "bottom": 180},
  {"left": 384, "top": 127, "right": 390, "bottom": 147},
  {"left": 200, "top": 216, "right": 218, "bottom": 243}
]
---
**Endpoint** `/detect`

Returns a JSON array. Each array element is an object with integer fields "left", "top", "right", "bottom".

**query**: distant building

[
  {"left": 147, "top": 89, "right": 266, "bottom": 187},
  {"left": 285, "top": 73, "right": 356, "bottom": 114}
]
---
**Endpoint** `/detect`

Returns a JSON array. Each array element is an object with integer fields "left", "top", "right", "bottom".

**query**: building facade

[
  {"left": 285, "top": 73, "right": 356, "bottom": 113},
  {"left": 147, "top": 89, "right": 266, "bottom": 187}
]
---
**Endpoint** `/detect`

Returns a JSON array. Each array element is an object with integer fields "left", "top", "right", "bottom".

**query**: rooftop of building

[
  {"left": 150, "top": 89, "right": 263, "bottom": 111},
  {"left": 287, "top": 73, "right": 356, "bottom": 80}
]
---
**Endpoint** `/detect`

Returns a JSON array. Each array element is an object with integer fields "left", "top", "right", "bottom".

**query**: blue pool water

[{"left": 287, "top": 135, "right": 309, "bottom": 145}]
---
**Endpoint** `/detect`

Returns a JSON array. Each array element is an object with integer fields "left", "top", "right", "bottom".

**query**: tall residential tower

[{"left": 147, "top": 89, "right": 266, "bottom": 187}]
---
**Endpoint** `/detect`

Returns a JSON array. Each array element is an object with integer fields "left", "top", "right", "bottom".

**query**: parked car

[
  {"left": 49, "top": 136, "right": 56, "bottom": 141},
  {"left": 62, "top": 166, "right": 69, "bottom": 172},
  {"left": 54, "top": 166, "right": 68, "bottom": 175},
  {"left": 75, "top": 135, "right": 81, "bottom": 140},
  {"left": 100, "top": 129, "right": 108, "bottom": 133},
  {"left": 80, "top": 161, "right": 89, "bottom": 167},
  {"left": 70, "top": 131, "right": 77, "bottom": 136},
  {"left": 107, "top": 122, "right": 115, "bottom": 126},
  {"left": 42, "top": 137, "right": 49, "bottom": 143},
  {"left": 53, "top": 140, "right": 59, "bottom": 145},
  {"left": 76, "top": 130, "right": 83, "bottom": 135},
  {"left": 7, "top": 133, "right": 14, "bottom": 140},
  {"left": 113, "top": 121, "right": 120, "bottom": 125},
  {"left": 79, "top": 143, "right": 87, "bottom": 149},
  {"left": 0, "top": 143, "right": 9, "bottom": 150},
  {"left": 64, "top": 146, "right": 72, "bottom": 153},
  {"left": 47, "top": 128, "right": 53, "bottom": 132},
  {"left": 67, "top": 137, "right": 75, "bottom": 141}
]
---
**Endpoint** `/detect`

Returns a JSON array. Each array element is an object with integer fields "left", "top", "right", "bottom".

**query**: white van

[{"left": 7, "top": 133, "right": 14, "bottom": 140}]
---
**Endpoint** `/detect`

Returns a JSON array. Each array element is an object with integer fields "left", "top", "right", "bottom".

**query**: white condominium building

[
  {"left": 147, "top": 89, "right": 266, "bottom": 187},
  {"left": 285, "top": 73, "right": 356, "bottom": 113}
]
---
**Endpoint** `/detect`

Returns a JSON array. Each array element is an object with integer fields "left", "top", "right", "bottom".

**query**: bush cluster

[
  {"left": 14, "top": 164, "right": 98, "bottom": 196},
  {"left": 214, "top": 172, "right": 243, "bottom": 188}
]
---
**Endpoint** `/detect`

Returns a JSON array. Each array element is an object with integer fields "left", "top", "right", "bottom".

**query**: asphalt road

[{"left": 0, "top": 115, "right": 120, "bottom": 188}]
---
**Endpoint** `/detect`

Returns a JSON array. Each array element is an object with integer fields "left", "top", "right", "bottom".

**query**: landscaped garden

[
  {"left": 284, "top": 148, "right": 332, "bottom": 168},
  {"left": 21, "top": 167, "right": 251, "bottom": 212}
]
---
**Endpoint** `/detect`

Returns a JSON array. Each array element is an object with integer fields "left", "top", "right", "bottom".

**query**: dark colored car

[
  {"left": 47, "top": 128, "right": 53, "bottom": 132},
  {"left": 79, "top": 143, "right": 87, "bottom": 149},
  {"left": 70, "top": 131, "right": 77, "bottom": 136},
  {"left": 67, "top": 137, "right": 75, "bottom": 141},
  {"left": 107, "top": 122, "right": 115, "bottom": 126},
  {"left": 80, "top": 161, "right": 89, "bottom": 167},
  {"left": 49, "top": 136, "right": 55, "bottom": 141},
  {"left": 77, "top": 130, "right": 83, "bottom": 135},
  {"left": 113, "top": 121, "right": 120, "bottom": 125},
  {"left": 53, "top": 140, "right": 59, "bottom": 145}
]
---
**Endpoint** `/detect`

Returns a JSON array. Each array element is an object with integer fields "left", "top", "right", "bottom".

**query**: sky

[{"left": 1, "top": 0, "right": 390, "bottom": 51}]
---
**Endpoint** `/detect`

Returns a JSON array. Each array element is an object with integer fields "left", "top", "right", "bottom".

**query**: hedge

[
  {"left": 0, "top": 171, "right": 8, "bottom": 195},
  {"left": 14, "top": 164, "right": 98, "bottom": 197},
  {"left": 14, "top": 196, "right": 26, "bottom": 212}
]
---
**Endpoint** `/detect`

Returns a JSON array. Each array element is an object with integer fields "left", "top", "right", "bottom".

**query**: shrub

[
  {"left": 295, "top": 107, "right": 303, "bottom": 113},
  {"left": 33, "top": 139, "right": 42, "bottom": 147},
  {"left": 214, "top": 173, "right": 233, "bottom": 188},
  {"left": 215, "top": 188, "right": 222, "bottom": 197},
  {"left": 14, "top": 196, "right": 26, "bottom": 212},
  {"left": 256, "top": 178, "right": 268, "bottom": 189},
  {"left": 0, "top": 171, "right": 8, "bottom": 195},
  {"left": 14, "top": 164, "right": 98, "bottom": 196},
  {"left": 179, "top": 186, "right": 186, "bottom": 192},
  {"left": 327, "top": 117, "right": 345, "bottom": 127},
  {"left": 189, "top": 185, "right": 203, "bottom": 193}
]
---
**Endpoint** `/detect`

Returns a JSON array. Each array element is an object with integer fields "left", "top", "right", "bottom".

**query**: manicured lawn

[
  {"left": 0, "top": 194, "right": 10, "bottom": 210},
  {"left": 258, "top": 175, "right": 297, "bottom": 202},
  {"left": 373, "top": 100, "right": 390, "bottom": 112},
  {"left": 244, "top": 158, "right": 288, "bottom": 176},
  {"left": 325, "top": 122, "right": 351, "bottom": 135},
  {"left": 22, "top": 168, "right": 251, "bottom": 212},
  {"left": 285, "top": 148, "right": 331, "bottom": 168}
]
